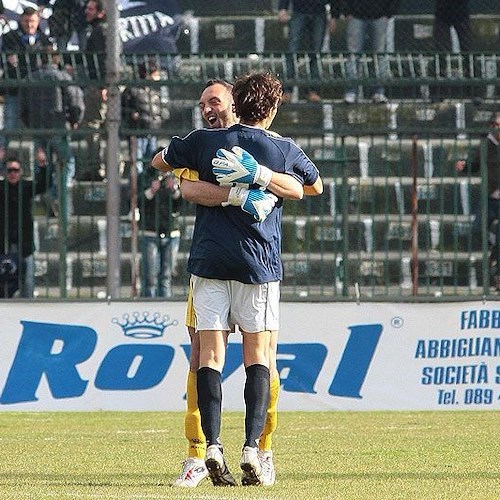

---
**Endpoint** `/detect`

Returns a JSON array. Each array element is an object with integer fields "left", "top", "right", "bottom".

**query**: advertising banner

[{"left": 1, "top": 301, "right": 499, "bottom": 411}]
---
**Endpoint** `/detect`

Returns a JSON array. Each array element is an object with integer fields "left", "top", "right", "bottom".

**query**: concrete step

[
  {"left": 282, "top": 214, "right": 478, "bottom": 254},
  {"left": 291, "top": 176, "right": 480, "bottom": 217},
  {"left": 32, "top": 248, "right": 484, "bottom": 292},
  {"left": 33, "top": 210, "right": 479, "bottom": 264},
  {"left": 179, "top": 15, "right": 500, "bottom": 54},
  {"left": 282, "top": 250, "right": 485, "bottom": 290}
]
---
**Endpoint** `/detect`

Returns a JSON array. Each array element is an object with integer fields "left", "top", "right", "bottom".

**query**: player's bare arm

[
  {"left": 180, "top": 168, "right": 306, "bottom": 203},
  {"left": 265, "top": 171, "right": 303, "bottom": 199},
  {"left": 151, "top": 150, "right": 173, "bottom": 173},
  {"left": 154, "top": 145, "right": 317, "bottom": 205},
  {"left": 303, "top": 177, "right": 323, "bottom": 196},
  {"left": 180, "top": 178, "right": 231, "bottom": 207}
]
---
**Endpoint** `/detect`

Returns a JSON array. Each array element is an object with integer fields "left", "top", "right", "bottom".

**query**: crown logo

[{"left": 112, "top": 311, "right": 178, "bottom": 339}]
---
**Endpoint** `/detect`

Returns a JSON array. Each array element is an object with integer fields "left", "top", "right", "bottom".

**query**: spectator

[
  {"left": 79, "top": 0, "right": 107, "bottom": 181},
  {"left": 0, "top": 2, "right": 6, "bottom": 86},
  {"left": 0, "top": 7, "right": 52, "bottom": 155},
  {"left": 19, "top": 50, "right": 85, "bottom": 216},
  {"left": 456, "top": 113, "right": 500, "bottom": 288},
  {"left": 434, "top": 0, "right": 472, "bottom": 53},
  {"left": 0, "top": 154, "right": 49, "bottom": 298},
  {"left": 138, "top": 169, "right": 182, "bottom": 298},
  {"left": 340, "top": 0, "right": 400, "bottom": 104},
  {"left": 47, "top": 0, "right": 88, "bottom": 51},
  {"left": 278, "top": 0, "right": 337, "bottom": 103},
  {"left": 121, "top": 59, "right": 164, "bottom": 175}
]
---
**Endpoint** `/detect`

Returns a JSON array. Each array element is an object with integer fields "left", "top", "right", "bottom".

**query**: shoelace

[
  {"left": 260, "top": 457, "right": 271, "bottom": 472},
  {"left": 180, "top": 460, "right": 193, "bottom": 476},
  {"left": 259, "top": 455, "right": 274, "bottom": 477}
]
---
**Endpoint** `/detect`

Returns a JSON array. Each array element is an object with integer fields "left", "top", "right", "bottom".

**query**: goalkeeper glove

[
  {"left": 222, "top": 186, "right": 278, "bottom": 222},
  {"left": 212, "top": 146, "right": 273, "bottom": 188}
]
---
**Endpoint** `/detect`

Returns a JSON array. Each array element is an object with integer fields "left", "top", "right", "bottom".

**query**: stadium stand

[{"left": 0, "top": 3, "right": 498, "bottom": 299}]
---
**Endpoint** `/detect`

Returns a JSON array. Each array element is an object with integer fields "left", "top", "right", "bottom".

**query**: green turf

[{"left": 0, "top": 411, "right": 498, "bottom": 499}]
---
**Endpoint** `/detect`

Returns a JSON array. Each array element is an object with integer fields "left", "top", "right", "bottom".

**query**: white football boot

[
  {"left": 172, "top": 457, "right": 208, "bottom": 488},
  {"left": 205, "top": 444, "right": 238, "bottom": 486},
  {"left": 240, "top": 445, "right": 263, "bottom": 486},
  {"left": 258, "top": 450, "right": 276, "bottom": 486}
]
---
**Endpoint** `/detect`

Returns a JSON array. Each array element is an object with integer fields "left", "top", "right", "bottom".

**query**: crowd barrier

[
  {"left": 1, "top": 300, "right": 499, "bottom": 411},
  {"left": 0, "top": 52, "right": 498, "bottom": 300}
]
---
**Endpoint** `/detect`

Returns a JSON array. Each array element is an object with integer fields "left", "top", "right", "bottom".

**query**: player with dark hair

[
  {"left": 167, "top": 79, "right": 282, "bottom": 488},
  {"left": 153, "top": 72, "right": 322, "bottom": 487}
]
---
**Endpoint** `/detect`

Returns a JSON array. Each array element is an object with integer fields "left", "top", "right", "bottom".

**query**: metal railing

[
  {"left": 0, "top": 51, "right": 498, "bottom": 86},
  {"left": 0, "top": 51, "right": 498, "bottom": 301}
]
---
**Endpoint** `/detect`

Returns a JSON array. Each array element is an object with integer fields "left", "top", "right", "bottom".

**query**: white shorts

[{"left": 191, "top": 275, "right": 280, "bottom": 333}]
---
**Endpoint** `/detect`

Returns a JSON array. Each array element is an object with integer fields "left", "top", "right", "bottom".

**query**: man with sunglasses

[{"left": 0, "top": 154, "right": 48, "bottom": 297}]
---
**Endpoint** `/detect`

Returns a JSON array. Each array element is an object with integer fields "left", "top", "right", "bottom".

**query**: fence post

[
  {"left": 411, "top": 134, "right": 419, "bottom": 296},
  {"left": 129, "top": 136, "right": 139, "bottom": 298},
  {"left": 480, "top": 139, "right": 489, "bottom": 296},
  {"left": 105, "top": 0, "right": 122, "bottom": 298}
]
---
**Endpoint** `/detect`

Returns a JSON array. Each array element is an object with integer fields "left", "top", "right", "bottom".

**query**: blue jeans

[
  {"left": 7, "top": 245, "right": 34, "bottom": 298},
  {"left": 133, "top": 135, "right": 158, "bottom": 175},
  {"left": 0, "top": 94, "right": 20, "bottom": 150},
  {"left": 35, "top": 136, "right": 76, "bottom": 185},
  {"left": 141, "top": 233, "right": 180, "bottom": 298},
  {"left": 35, "top": 135, "right": 75, "bottom": 215},
  {"left": 22, "top": 254, "right": 34, "bottom": 298},
  {"left": 473, "top": 197, "right": 500, "bottom": 273},
  {"left": 285, "top": 12, "right": 326, "bottom": 93},
  {"left": 345, "top": 16, "right": 389, "bottom": 96}
]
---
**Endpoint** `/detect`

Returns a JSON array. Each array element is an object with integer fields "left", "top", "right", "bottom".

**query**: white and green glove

[
  {"left": 222, "top": 186, "right": 277, "bottom": 222},
  {"left": 212, "top": 146, "right": 273, "bottom": 187}
]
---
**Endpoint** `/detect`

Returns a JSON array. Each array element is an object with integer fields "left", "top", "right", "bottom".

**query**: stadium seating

[
  {"left": 27, "top": 127, "right": 484, "bottom": 297},
  {"left": 177, "top": 15, "right": 500, "bottom": 54},
  {"left": 4, "top": 6, "right": 495, "bottom": 298}
]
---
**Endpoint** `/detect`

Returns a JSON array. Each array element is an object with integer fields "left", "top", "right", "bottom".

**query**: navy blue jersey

[{"left": 164, "top": 123, "right": 319, "bottom": 284}]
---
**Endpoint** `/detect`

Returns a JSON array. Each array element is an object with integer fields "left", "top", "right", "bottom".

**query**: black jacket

[
  {"left": 138, "top": 173, "right": 182, "bottom": 236},
  {"left": 85, "top": 17, "right": 107, "bottom": 80},
  {"left": 278, "top": 0, "right": 332, "bottom": 15},
  {"left": 0, "top": 167, "right": 49, "bottom": 258},
  {"left": 435, "top": 0, "right": 470, "bottom": 24},
  {"left": 48, "top": 0, "right": 87, "bottom": 38},
  {"left": 333, "top": 0, "right": 400, "bottom": 19},
  {"left": 1, "top": 27, "right": 52, "bottom": 95},
  {"left": 469, "top": 134, "right": 500, "bottom": 196},
  {"left": 20, "top": 62, "right": 85, "bottom": 128},
  {"left": 122, "top": 85, "right": 163, "bottom": 131}
]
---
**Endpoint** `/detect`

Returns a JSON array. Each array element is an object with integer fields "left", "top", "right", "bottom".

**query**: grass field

[{"left": 0, "top": 411, "right": 498, "bottom": 499}]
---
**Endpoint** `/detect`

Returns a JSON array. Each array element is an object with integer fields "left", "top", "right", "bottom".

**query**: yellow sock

[
  {"left": 259, "top": 375, "right": 280, "bottom": 451},
  {"left": 184, "top": 370, "right": 206, "bottom": 459}
]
